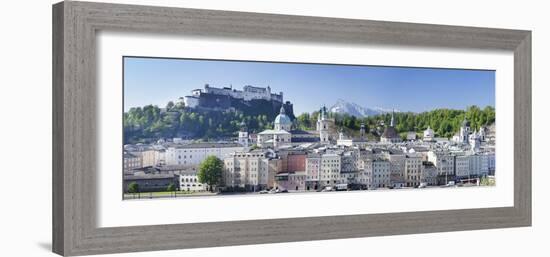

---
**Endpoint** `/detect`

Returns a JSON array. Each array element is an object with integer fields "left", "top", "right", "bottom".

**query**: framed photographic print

[{"left": 52, "top": 1, "right": 531, "bottom": 256}]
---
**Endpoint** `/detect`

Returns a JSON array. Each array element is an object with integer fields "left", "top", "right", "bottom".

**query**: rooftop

[
  {"left": 124, "top": 174, "right": 176, "bottom": 180},
  {"left": 258, "top": 129, "right": 291, "bottom": 135},
  {"left": 172, "top": 142, "right": 243, "bottom": 149},
  {"left": 381, "top": 126, "right": 399, "bottom": 139}
]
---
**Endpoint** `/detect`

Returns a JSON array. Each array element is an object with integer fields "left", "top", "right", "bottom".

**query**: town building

[
  {"left": 423, "top": 126, "right": 435, "bottom": 142},
  {"left": 406, "top": 132, "right": 417, "bottom": 141},
  {"left": 380, "top": 111, "right": 401, "bottom": 143},
  {"left": 339, "top": 150, "right": 359, "bottom": 184},
  {"left": 469, "top": 153, "right": 489, "bottom": 177},
  {"left": 382, "top": 149, "right": 406, "bottom": 188},
  {"left": 258, "top": 105, "right": 337, "bottom": 148},
  {"left": 427, "top": 151, "right": 456, "bottom": 185},
  {"left": 320, "top": 153, "right": 341, "bottom": 186},
  {"left": 223, "top": 150, "right": 271, "bottom": 191},
  {"left": 178, "top": 170, "right": 207, "bottom": 192},
  {"left": 165, "top": 142, "right": 244, "bottom": 166},
  {"left": 421, "top": 161, "right": 438, "bottom": 185},
  {"left": 469, "top": 131, "right": 481, "bottom": 153},
  {"left": 487, "top": 152, "right": 496, "bottom": 175},
  {"left": 336, "top": 123, "right": 368, "bottom": 147},
  {"left": 123, "top": 173, "right": 178, "bottom": 193},
  {"left": 454, "top": 154, "right": 471, "bottom": 180},
  {"left": 404, "top": 153, "right": 423, "bottom": 187},
  {"left": 123, "top": 152, "right": 142, "bottom": 173},
  {"left": 366, "top": 158, "right": 391, "bottom": 189},
  {"left": 279, "top": 150, "right": 307, "bottom": 173},
  {"left": 454, "top": 118, "right": 471, "bottom": 144},
  {"left": 305, "top": 153, "right": 321, "bottom": 190},
  {"left": 275, "top": 171, "right": 306, "bottom": 191},
  {"left": 257, "top": 106, "right": 292, "bottom": 148}
]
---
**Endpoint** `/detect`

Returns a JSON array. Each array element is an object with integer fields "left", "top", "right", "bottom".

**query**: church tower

[
  {"left": 459, "top": 118, "right": 471, "bottom": 144},
  {"left": 338, "top": 128, "right": 345, "bottom": 140},
  {"left": 469, "top": 130, "right": 480, "bottom": 153},
  {"left": 238, "top": 121, "right": 249, "bottom": 147},
  {"left": 317, "top": 106, "right": 330, "bottom": 143}
]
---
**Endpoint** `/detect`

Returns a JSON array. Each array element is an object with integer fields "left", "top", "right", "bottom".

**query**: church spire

[
  {"left": 319, "top": 105, "right": 327, "bottom": 120},
  {"left": 390, "top": 110, "right": 395, "bottom": 127}
]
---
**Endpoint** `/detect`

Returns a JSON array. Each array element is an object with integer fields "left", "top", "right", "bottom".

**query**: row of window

[{"left": 182, "top": 184, "right": 203, "bottom": 187}]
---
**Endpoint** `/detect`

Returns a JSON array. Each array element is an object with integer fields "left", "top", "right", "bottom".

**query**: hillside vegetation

[{"left": 124, "top": 103, "right": 494, "bottom": 144}]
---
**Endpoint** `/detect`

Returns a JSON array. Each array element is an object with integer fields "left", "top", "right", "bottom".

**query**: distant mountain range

[{"left": 329, "top": 99, "right": 398, "bottom": 117}]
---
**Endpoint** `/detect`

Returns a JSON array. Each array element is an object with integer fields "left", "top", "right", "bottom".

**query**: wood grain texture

[
  {"left": 52, "top": 1, "right": 532, "bottom": 256},
  {"left": 52, "top": 2, "right": 65, "bottom": 255}
]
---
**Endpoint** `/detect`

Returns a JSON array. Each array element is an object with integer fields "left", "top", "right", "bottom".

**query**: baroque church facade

[{"left": 254, "top": 106, "right": 334, "bottom": 149}]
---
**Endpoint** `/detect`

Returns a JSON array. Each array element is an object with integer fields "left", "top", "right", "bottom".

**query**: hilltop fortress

[{"left": 182, "top": 84, "right": 294, "bottom": 119}]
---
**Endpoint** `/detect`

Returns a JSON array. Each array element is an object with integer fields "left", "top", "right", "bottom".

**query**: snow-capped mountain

[{"left": 329, "top": 99, "right": 397, "bottom": 117}]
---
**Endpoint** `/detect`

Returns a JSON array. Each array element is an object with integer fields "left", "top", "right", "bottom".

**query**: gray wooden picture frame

[{"left": 52, "top": 1, "right": 531, "bottom": 256}]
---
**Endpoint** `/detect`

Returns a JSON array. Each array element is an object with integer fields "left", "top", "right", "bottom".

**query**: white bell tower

[
  {"left": 238, "top": 121, "right": 249, "bottom": 147},
  {"left": 317, "top": 106, "right": 330, "bottom": 143}
]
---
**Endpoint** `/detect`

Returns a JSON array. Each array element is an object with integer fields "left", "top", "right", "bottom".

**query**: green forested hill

[
  {"left": 124, "top": 104, "right": 276, "bottom": 144},
  {"left": 326, "top": 105, "right": 495, "bottom": 139},
  {"left": 124, "top": 103, "right": 494, "bottom": 144}
]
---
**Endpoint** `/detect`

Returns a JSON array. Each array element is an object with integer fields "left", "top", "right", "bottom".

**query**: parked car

[
  {"left": 321, "top": 186, "right": 334, "bottom": 192},
  {"left": 259, "top": 190, "right": 269, "bottom": 194},
  {"left": 347, "top": 183, "right": 366, "bottom": 191},
  {"left": 335, "top": 183, "right": 348, "bottom": 191},
  {"left": 418, "top": 182, "right": 428, "bottom": 188}
]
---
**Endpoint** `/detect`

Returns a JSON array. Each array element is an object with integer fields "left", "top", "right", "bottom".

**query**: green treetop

[{"left": 197, "top": 156, "right": 224, "bottom": 192}]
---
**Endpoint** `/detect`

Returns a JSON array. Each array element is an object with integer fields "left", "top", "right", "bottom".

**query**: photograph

[{"left": 122, "top": 57, "right": 496, "bottom": 200}]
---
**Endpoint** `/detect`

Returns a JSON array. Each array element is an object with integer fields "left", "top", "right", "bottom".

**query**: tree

[
  {"left": 166, "top": 183, "right": 176, "bottom": 192},
  {"left": 166, "top": 101, "right": 175, "bottom": 111},
  {"left": 197, "top": 156, "right": 224, "bottom": 192},
  {"left": 127, "top": 182, "right": 139, "bottom": 194},
  {"left": 479, "top": 176, "right": 495, "bottom": 186}
]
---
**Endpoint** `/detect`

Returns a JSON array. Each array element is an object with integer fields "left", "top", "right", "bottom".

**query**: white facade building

[
  {"left": 469, "top": 154, "right": 489, "bottom": 177},
  {"left": 423, "top": 126, "right": 435, "bottom": 142},
  {"left": 320, "top": 153, "right": 341, "bottom": 186},
  {"left": 455, "top": 154, "right": 471, "bottom": 179},
  {"left": 165, "top": 143, "right": 244, "bottom": 166},
  {"left": 404, "top": 154, "right": 423, "bottom": 187},
  {"left": 183, "top": 95, "right": 199, "bottom": 108},
  {"left": 223, "top": 151, "right": 270, "bottom": 190},
  {"left": 367, "top": 159, "right": 391, "bottom": 189},
  {"left": 257, "top": 106, "right": 292, "bottom": 148},
  {"left": 178, "top": 171, "right": 207, "bottom": 192},
  {"left": 428, "top": 151, "right": 455, "bottom": 184},
  {"left": 194, "top": 84, "right": 283, "bottom": 101}
]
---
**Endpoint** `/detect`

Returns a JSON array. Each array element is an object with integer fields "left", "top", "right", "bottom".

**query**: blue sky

[{"left": 123, "top": 57, "right": 495, "bottom": 114}]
